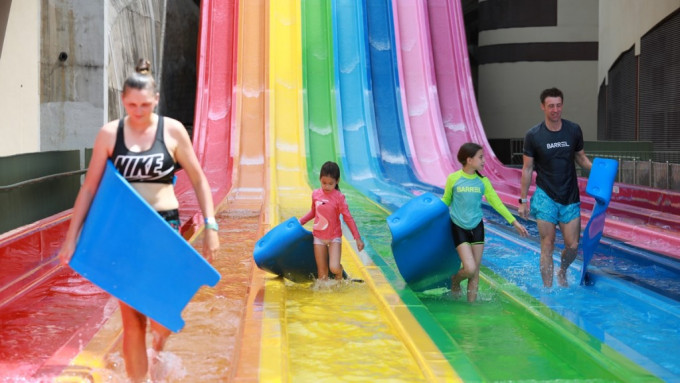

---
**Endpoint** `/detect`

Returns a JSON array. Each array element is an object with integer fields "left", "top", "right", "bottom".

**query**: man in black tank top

[{"left": 519, "top": 88, "right": 592, "bottom": 288}]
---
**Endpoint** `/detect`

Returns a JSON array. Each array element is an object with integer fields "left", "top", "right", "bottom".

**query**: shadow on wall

[{"left": 0, "top": 0, "right": 11, "bottom": 59}]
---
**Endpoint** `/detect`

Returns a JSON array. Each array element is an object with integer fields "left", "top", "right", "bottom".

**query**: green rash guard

[{"left": 441, "top": 170, "right": 516, "bottom": 230}]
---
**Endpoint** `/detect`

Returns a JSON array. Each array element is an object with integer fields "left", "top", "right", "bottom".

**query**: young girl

[
  {"left": 299, "top": 161, "right": 365, "bottom": 281},
  {"left": 442, "top": 143, "right": 528, "bottom": 302}
]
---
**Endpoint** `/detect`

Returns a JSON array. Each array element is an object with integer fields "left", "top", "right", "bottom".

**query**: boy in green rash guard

[{"left": 442, "top": 143, "right": 529, "bottom": 302}]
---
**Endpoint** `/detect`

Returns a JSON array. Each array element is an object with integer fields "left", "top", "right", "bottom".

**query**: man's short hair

[{"left": 540, "top": 87, "right": 563, "bottom": 104}]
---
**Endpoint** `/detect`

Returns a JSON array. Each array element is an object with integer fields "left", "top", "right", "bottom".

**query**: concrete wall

[
  {"left": 476, "top": 0, "right": 599, "bottom": 141},
  {"left": 40, "top": 0, "right": 106, "bottom": 152},
  {"left": 106, "top": 0, "right": 167, "bottom": 120},
  {"left": 0, "top": 1, "right": 41, "bottom": 156},
  {"left": 598, "top": 0, "right": 680, "bottom": 85},
  {"left": 0, "top": 0, "right": 200, "bottom": 158}
]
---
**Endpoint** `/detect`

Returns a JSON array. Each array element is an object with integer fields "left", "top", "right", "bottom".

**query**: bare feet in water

[
  {"left": 557, "top": 269, "right": 568, "bottom": 287},
  {"left": 450, "top": 280, "right": 462, "bottom": 297}
]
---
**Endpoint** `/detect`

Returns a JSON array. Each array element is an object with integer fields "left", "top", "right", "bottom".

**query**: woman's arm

[
  {"left": 59, "top": 123, "right": 116, "bottom": 265},
  {"left": 170, "top": 118, "right": 219, "bottom": 262}
]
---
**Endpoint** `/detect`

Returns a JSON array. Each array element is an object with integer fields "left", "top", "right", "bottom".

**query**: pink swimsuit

[{"left": 299, "top": 188, "right": 361, "bottom": 241}]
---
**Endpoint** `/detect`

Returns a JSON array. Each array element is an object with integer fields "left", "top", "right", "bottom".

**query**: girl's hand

[
  {"left": 203, "top": 229, "right": 220, "bottom": 263},
  {"left": 356, "top": 238, "right": 365, "bottom": 252},
  {"left": 513, "top": 220, "right": 529, "bottom": 237}
]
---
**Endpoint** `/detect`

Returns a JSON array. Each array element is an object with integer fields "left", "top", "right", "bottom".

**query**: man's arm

[
  {"left": 574, "top": 149, "right": 592, "bottom": 172},
  {"left": 519, "top": 155, "right": 534, "bottom": 219}
]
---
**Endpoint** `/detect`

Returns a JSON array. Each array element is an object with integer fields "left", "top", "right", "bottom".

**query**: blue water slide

[
  {"left": 364, "top": 0, "right": 441, "bottom": 195},
  {"left": 331, "top": 0, "right": 413, "bottom": 211}
]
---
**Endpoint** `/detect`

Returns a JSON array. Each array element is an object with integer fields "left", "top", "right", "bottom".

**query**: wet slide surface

[
  {"left": 263, "top": 1, "right": 452, "bottom": 380},
  {"left": 0, "top": 0, "right": 678, "bottom": 382},
  {"left": 368, "top": 0, "right": 674, "bottom": 376},
  {"left": 319, "top": 0, "right": 656, "bottom": 381}
]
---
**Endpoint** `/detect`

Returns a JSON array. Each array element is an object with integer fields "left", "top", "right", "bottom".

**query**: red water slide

[{"left": 0, "top": 0, "right": 236, "bottom": 378}]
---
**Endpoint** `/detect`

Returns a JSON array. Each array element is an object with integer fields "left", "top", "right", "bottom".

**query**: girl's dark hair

[
  {"left": 123, "top": 59, "right": 157, "bottom": 94},
  {"left": 457, "top": 142, "right": 484, "bottom": 178},
  {"left": 320, "top": 161, "right": 341, "bottom": 190}
]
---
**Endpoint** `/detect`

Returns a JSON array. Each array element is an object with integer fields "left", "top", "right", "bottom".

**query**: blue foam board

[
  {"left": 70, "top": 161, "right": 221, "bottom": 332},
  {"left": 253, "top": 217, "right": 348, "bottom": 282},
  {"left": 387, "top": 192, "right": 460, "bottom": 291},
  {"left": 580, "top": 158, "right": 618, "bottom": 285}
]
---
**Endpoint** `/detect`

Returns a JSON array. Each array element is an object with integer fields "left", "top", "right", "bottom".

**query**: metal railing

[
  {"left": 509, "top": 139, "right": 680, "bottom": 191},
  {"left": 0, "top": 169, "right": 87, "bottom": 193}
]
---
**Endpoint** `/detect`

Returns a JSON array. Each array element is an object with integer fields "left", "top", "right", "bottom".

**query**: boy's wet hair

[{"left": 320, "top": 161, "right": 341, "bottom": 190}]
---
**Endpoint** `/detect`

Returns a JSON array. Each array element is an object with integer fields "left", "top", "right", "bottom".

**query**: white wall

[
  {"left": 478, "top": 61, "right": 598, "bottom": 141},
  {"left": 477, "top": 0, "right": 599, "bottom": 141},
  {"left": 599, "top": 0, "right": 680, "bottom": 85},
  {"left": 0, "top": 0, "right": 40, "bottom": 156}
]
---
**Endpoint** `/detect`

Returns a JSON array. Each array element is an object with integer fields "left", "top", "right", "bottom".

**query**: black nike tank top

[{"left": 111, "top": 116, "right": 176, "bottom": 184}]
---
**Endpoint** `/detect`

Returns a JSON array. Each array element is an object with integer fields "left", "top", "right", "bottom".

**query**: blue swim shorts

[{"left": 530, "top": 187, "right": 580, "bottom": 224}]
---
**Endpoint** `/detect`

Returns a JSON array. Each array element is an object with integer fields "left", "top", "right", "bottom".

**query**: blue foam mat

[
  {"left": 580, "top": 157, "right": 618, "bottom": 286},
  {"left": 387, "top": 192, "right": 460, "bottom": 291},
  {"left": 70, "top": 161, "right": 221, "bottom": 332},
  {"left": 253, "top": 217, "right": 347, "bottom": 282}
]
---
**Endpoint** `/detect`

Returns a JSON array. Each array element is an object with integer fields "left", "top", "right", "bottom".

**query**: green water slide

[{"left": 299, "top": 0, "right": 658, "bottom": 381}]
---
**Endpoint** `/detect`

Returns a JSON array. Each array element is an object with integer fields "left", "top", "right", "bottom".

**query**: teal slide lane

[{"left": 302, "top": 0, "right": 658, "bottom": 381}]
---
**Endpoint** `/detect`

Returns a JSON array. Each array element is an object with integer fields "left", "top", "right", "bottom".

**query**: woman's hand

[
  {"left": 203, "top": 229, "right": 220, "bottom": 263},
  {"left": 58, "top": 240, "right": 76, "bottom": 266},
  {"left": 513, "top": 220, "right": 529, "bottom": 237}
]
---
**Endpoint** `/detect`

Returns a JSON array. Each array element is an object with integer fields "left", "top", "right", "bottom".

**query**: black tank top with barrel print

[{"left": 111, "top": 116, "right": 176, "bottom": 184}]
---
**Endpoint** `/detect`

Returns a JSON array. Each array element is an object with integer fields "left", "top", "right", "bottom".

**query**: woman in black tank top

[{"left": 58, "top": 59, "right": 220, "bottom": 382}]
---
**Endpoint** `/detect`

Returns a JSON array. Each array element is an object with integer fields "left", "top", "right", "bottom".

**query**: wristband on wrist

[
  {"left": 204, "top": 217, "right": 219, "bottom": 231},
  {"left": 518, "top": 198, "right": 528, "bottom": 204}
]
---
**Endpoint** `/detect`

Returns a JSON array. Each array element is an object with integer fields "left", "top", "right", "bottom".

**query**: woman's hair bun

[{"left": 135, "top": 59, "right": 152, "bottom": 75}]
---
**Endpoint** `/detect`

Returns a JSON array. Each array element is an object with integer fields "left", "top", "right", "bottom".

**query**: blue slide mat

[
  {"left": 387, "top": 192, "right": 460, "bottom": 291},
  {"left": 580, "top": 157, "right": 618, "bottom": 285},
  {"left": 70, "top": 161, "right": 221, "bottom": 332},
  {"left": 253, "top": 217, "right": 348, "bottom": 282}
]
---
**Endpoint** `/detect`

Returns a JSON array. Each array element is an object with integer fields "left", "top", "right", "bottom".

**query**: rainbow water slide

[
  {"left": 361, "top": 0, "right": 679, "bottom": 380},
  {"left": 0, "top": 0, "right": 679, "bottom": 381},
  {"left": 331, "top": 0, "right": 668, "bottom": 381},
  {"left": 262, "top": 0, "right": 459, "bottom": 380}
]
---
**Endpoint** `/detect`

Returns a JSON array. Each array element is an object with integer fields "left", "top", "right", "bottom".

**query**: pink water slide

[
  {"left": 398, "top": 0, "right": 680, "bottom": 258},
  {"left": 391, "top": 0, "right": 456, "bottom": 187}
]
